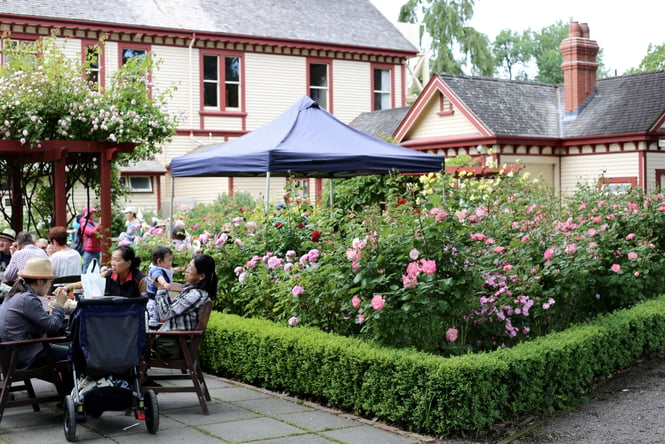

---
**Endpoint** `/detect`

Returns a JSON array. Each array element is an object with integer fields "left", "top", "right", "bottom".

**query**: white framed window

[
  {"left": 202, "top": 53, "right": 241, "bottom": 110},
  {"left": 372, "top": 66, "right": 392, "bottom": 111},
  {"left": 309, "top": 60, "right": 330, "bottom": 110},
  {"left": 121, "top": 47, "right": 147, "bottom": 65},
  {"left": 598, "top": 177, "right": 636, "bottom": 194},
  {"left": 289, "top": 178, "right": 310, "bottom": 201},
  {"left": 83, "top": 41, "right": 102, "bottom": 91},
  {"left": 120, "top": 176, "right": 152, "bottom": 193},
  {"left": 1, "top": 38, "right": 36, "bottom": 65}
]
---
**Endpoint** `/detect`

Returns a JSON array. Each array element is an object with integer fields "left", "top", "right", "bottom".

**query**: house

[
  {"left": 0, "top": 0, "right": 417, "bottom": 215},
  {"left": 353, "top": 22, "right": 665, "bottom": 196}
]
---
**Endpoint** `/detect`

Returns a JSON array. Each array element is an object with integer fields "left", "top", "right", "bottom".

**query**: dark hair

[
  {"left": 16, "top": 230, "right": 34, "bottom": 247},
  {"left": 48, "top": 226, "right": 68, "bottom": 246},
  {"left": 152, "top": 245, "right": 172, "bottom": 264},
  {"left": 114, "top": 245, "right": 142, "bottom": 272},
  {"left": 6, "top": 277, "right": 36, "bottom": 301},
  {"left": 192, "top": 253, "right": 217, "bottom": 300}
]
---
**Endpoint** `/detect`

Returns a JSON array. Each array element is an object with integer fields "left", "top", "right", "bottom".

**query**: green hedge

[{"left": 199, "top": 296, "right": 665, "bottom": 438}]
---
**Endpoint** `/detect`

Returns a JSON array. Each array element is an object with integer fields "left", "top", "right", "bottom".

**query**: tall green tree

[
  {"left": 399, "top": 0, "right": 493, "bottom": 76},
  {"left": 625, "top": 43, "right": 665, "bottom": 73},
  {"left": 529, "top": 21, "right": 568, "bottom": 83},
  {"left": 492, "top": 29, "right": 531, "bottom": 80}
]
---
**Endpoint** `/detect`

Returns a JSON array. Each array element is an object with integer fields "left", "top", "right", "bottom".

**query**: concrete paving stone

[
  {"left": 161, "top": 400, "right": 259, "bottom": 426},
  {"left": 210, "top": 385, "right": 273, "bottom": 402},
  {"left": 252, "top": 434, "right": 341, "bottom": 444},
  {"left": 276, "top": 410, "right": 361, "bottom": 431},
  {"left": 231, "top": 396, "right": 314, "bottom": 416},
  {"left": 203, "top": 416, "right": 308, "bottom": 442},
  {"left": 321, "top": 424, "right": 421, "bottom": 444},
  {"left": 112, "top": 427, "right": 226, "bottom": 444}
]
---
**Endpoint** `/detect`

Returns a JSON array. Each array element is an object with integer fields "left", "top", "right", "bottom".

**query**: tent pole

[
  {"left": 265, "top": 172, "right": 271, "bottom": 212},
  {"left": 169, "top": 174, "right": 175, "bottom": 233}
]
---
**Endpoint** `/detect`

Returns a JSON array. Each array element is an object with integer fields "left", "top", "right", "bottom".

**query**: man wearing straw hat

[{"left": 0, "top": 258, "right": 70, "bottom": 370}]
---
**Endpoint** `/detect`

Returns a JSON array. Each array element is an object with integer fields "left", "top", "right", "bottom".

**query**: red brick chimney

[{"left": 559, "top": 22, "right": 599, "bottom": 112}]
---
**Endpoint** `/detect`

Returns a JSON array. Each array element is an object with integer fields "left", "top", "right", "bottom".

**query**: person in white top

[{"left": 48, "top": 226, "right": 82, "bottom": 277}]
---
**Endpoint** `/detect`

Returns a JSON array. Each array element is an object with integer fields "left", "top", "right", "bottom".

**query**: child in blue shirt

[{"left": 146, "top": 246, "right": 182, "bottom": 329}]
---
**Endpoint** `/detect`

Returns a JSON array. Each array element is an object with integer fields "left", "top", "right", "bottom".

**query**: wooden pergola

[{"left": 0, "top": 140, "right": 136, "bottom": 262}]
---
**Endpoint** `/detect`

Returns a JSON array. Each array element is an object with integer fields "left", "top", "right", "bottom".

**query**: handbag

[{"left": 81, "top": 259, "right": 106, "bottom": 298}]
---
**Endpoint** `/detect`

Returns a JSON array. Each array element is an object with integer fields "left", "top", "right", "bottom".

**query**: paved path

[{"left": 0, "top": 369, "right": 437, "bottom": 443}]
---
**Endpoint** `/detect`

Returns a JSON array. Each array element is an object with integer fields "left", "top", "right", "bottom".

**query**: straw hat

[
  {"left": 18, "top": 258, "right": 58, "bottom": 280},
  {"left": 0, "top": 228, "right": 16, "bottom": 242}
]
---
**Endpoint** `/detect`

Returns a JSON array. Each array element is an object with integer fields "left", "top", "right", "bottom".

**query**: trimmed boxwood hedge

[{"left": 198, "top": 296, "right": 665, "bottom": 438}]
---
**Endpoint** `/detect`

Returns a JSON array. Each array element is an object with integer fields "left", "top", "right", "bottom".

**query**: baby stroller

[{"left": 63, "top": 296, "right": 158, "bottom": 441}]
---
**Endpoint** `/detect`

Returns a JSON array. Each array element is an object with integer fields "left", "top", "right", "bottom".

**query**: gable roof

[
  {"left": 438, "top": 74, "right": 561, "bottom": 138},
  {"left": 350, "top": 106, "right": 410, "bottom": 140},
  {"left": 1, "top": 0, "right": 416, "bottom": 54},
  {"left": 564, "top": 71, "right": 665, "bottom": 137},
  {"left": 377, "top": 71, "right": 665, "bottom": 143}
]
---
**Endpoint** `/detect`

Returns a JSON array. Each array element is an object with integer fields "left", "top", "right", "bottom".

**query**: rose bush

[{"left": 133, "top": 170, "right": 665, "bottom": 356}]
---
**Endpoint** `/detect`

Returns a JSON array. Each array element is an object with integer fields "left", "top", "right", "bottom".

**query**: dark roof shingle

[{"left": 1, "top": 0, "right": 416, "bottom": 53}]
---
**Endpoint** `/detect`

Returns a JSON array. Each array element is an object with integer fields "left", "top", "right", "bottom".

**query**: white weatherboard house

[
  {"left": 0, "top": 0, "right": 417, "bottom": 214},
  {"left": 352, "top": 22, "right": 665, "bottom": 196}
]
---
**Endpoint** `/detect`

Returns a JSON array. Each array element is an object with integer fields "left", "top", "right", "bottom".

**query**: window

[
  {"left": 289, "top": 178, "right": 310, "bottom": 201},
  {"left": 202, "top": 53, "right": 241, "bottom": 110},
  {"left": 598, "top": 177, "right": 636, "bottom": 194},
  {"left": 83, "top": 41, "right": 102, "bottom": 91},
  {"left": 120, "top": 176, "right": 152, "bottom": 193},
  {"left": 438, "top": 94, "right": 454, "bottom": 115},
  {"left": 121, "top": 47, "right": 147, "bottom": 65},
  {"left": 373, "top": 67, "right": 392, "bottom": 111},
  {"left": 309, "top": 61, "right": 330, "bottom": 110},
  {"left": 1, "top": 39, "right": 36, "bottom": 65}
]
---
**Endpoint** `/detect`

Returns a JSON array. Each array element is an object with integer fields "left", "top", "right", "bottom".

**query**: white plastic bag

[{"left": 81, "top": 259, "right": 106, "bottom": 298}]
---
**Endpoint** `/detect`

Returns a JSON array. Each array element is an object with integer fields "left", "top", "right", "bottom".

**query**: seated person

[
  {"left": 151, "top": 254, "right": 217, "bottom": 360},
  {"left": 47, "top": 226, "right": 82, "bottom": 277},
  {"left": 3, "top": 231, "right": 49, "bottom": 286},
  {"left": 0, "top": 258, "right": 70, "bottom": 374},
  {"left": 58, "top": 245, "right": 146, "bottom": 299}
]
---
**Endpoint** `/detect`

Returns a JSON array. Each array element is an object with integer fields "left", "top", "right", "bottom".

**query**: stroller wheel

[
  {"left": 63, "top": 395, "right": 77, "bottom": 442},
  {"left": 144, "top": 389, "right": 159, "bottom": 434}
]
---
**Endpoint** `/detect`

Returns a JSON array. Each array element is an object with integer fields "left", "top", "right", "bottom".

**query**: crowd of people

[{"left": 0, "top": 206, "right": 217, "bottom": 399}]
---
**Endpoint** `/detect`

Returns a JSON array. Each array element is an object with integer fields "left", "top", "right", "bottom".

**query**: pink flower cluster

[{"left": 402, "top": 258, "right": 437, "bottom": 288}]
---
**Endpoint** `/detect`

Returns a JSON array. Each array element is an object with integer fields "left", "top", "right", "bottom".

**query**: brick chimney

[{"left": 559, "top": 22, "right": 599, "bottom": 112}]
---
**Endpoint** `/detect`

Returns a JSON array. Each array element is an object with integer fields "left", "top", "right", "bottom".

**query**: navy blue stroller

[{"left": 63, "top": 296, "right": 158, "bottom": 441}]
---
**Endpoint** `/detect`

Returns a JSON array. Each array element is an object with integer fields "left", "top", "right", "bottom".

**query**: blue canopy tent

[{"left": 169, "top": 96, "right": 444, "bottom": 211}]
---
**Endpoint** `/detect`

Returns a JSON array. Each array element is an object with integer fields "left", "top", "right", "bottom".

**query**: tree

[
  {"left": 626, "top": 43, "right": 665, "bottom": 73},
  {"left": 529, "top": 21, "right": 569, "bottom": 84},
  {"left": 492, "top": 29, "right": 532, "bottom": 80},
  {"left": 399, "top": 0, "right": 494, "bottom": 76}
]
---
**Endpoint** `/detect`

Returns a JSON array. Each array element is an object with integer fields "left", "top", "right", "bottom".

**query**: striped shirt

[
  {"left": 2, "top": 245, "right": 49, "bottom": 285},
  {"left": 155, "top": 285, "right": 208, "bottom": 331}
]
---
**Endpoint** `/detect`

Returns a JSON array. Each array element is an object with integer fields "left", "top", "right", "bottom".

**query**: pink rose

[
  {"left": 610, "top": 264, "right": 621, "bottom": 273},
  {"left": 292, "top": 285, "right": 304, "bottom": 297},
  {"left": 351, "top": 295, "right": 361, "bottom": 308},
  {"left": 445, "top": 327, "right": 458, "bottom": 342},
  {"left": 288, "top": 316, "right": 299, "bottom": 326},
  {"left": 370, "top": 294, "right": 385, "bottom": 310},
  {"left": 544, "top": 247, "right": 555, "bottom": 260},
  {"left": 628, "top": 252, "right": 638, "bottom": 260}
]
